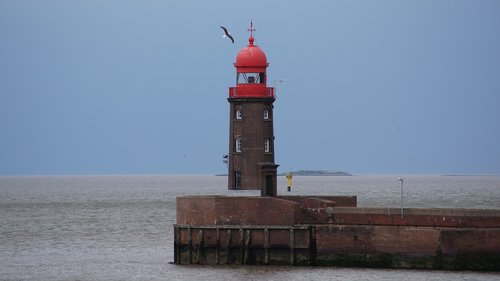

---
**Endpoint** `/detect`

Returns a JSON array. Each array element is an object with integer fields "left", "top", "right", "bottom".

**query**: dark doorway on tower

[
  {"left": 234, "top": 171, "right": 242, "bottom": 189},
  {"left": 265, "top": 175, "right": 274, "bottom": 196}
]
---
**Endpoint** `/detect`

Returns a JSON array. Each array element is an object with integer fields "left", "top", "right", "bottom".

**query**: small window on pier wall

[
  {"left": 263, "top": 109, "right": 269, "bottom": 120},
  {"left": 236, "top": 109, "right": 242, "bottom": 119},
  {"left": 264, "top": 138, "right": 270, "bottom": 153},
  {"left": 237, "top": 73, "right": 265, "bottom": 84}
]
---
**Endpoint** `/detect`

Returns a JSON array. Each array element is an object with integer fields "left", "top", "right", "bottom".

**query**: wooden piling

[
  {"left": 264, "top": 227, "right": 269, "bottom": 264},
  {"left": 239, "top": 228, "right": 244, "bottom": 265},
  {"left": 196, "top": 229, "right": 203, "bottom": 264},
  {"left": 187, "top": 226, "right": 192, "bottom": 264},
  {"left": 215, "top": 228, "right": 220, "bottom": 264},
  {"left": 290, "top": 228, "right": 295, "bottom": 265},
  {"left": 226, "top": 229, "right": 231, "bottom": 264},
  {"left": 174, "top": 226, "right": 179, "bottom": 264},
  {"left": 244, "top": 229, "right": 251, "bottom": 264}
]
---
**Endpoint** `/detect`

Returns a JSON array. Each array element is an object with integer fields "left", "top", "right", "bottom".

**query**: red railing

[{"left": 229, "top": 87, "right": 275, "bottom": 98}]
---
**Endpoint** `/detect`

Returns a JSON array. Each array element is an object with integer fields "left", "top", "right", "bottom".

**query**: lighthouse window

[
  {"left": 234, "top": 171, "right": 242, "bottom": 189},
  {"left": 237, "top": 73, "right": 265, "bottom": 84},
  {"left": 236, "top": 109, "right": 242, "bottom": 119},
  {"left": 264, "top": 139, "right": 270, "bottom": 152},
  {"left": 263, "top": 109, "right": 269, "bottom": 120},
  {"left": 235, "top": 138, "right": 242, "bottom": 152}
]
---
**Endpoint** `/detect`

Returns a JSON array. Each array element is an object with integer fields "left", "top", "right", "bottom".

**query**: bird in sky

[{"left": 220, "top": 26, "right": 234, "bottom": 43}]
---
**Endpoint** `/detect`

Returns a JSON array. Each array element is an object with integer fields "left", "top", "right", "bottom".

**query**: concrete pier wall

[
  {"left": 315, "top": 225, "right": 500, "bottom": 270},
  {"left": 318, "top": 207, "right": 500, "bottom": 228},
  {"left": 174, "top": 224, "right": 500, "bottom": 270},
  {"left": 175, "top": 196, "right": 500, "bottom": 270},
  {"left": 176, "top": 196, "right": 357, "bottom": 225}
]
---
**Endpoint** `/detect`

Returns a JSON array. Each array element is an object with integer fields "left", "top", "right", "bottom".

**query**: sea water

[{"left": 1, "top": 175, "right": 499, "bottom": 280}]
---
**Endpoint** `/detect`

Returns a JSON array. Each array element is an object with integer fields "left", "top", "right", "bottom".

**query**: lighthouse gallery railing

[{"left": 229, "top": 87, "right": 275, "bottom": 98}]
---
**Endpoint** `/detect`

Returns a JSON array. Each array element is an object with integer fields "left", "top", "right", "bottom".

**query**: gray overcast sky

[{"left": 1, "top": 0, "right": 499, "bottom": 175}]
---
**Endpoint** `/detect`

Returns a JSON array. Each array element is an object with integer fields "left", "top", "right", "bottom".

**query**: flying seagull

[{"left": 220, "top": 26, "right": 234, "bottom": 43}]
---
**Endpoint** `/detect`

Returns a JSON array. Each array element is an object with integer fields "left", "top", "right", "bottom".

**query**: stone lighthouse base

[{"left": 174, "top": 195, "right": 500, "bottom": 270}]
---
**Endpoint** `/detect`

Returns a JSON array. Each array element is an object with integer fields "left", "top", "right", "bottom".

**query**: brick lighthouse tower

[{"left": 227, "top": 22, "right": 278, "bottom": 196}]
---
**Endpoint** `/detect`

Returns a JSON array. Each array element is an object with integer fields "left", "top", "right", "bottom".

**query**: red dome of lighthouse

[{"left": 235, "top": 37, "right": 268, "bottom": 67}]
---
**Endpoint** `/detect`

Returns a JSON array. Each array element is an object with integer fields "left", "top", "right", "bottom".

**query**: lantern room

[{"left": 229, "top": 23, "right": 274, "bottom": 98}]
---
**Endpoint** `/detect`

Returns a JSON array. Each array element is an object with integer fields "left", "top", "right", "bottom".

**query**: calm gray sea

[{"left": 1, "top": 174, "right": 499, "bottom": 280}]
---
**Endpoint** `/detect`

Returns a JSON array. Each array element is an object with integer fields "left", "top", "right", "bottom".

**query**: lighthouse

[{"left": 227, "top": 22, "right": 278, "bottom": 196}]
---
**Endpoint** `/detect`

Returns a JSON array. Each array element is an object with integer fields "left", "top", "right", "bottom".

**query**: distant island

[
  {"left": 278, "top": 170, "right": 352, "bottom": 176},
  {"left": 215, "top": 170, "right": 352, "bottom": 176}
]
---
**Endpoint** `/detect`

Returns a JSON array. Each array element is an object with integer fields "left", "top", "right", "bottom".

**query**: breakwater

[{"left": 175, "top": 196, "right": 500, "bottom": 270}]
